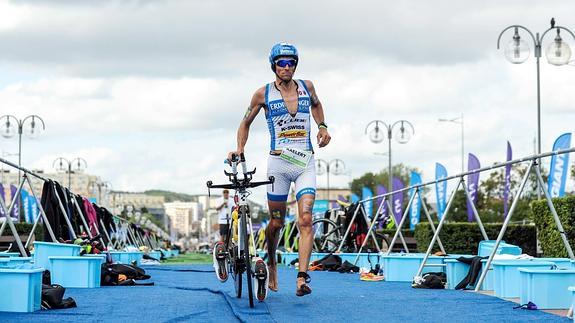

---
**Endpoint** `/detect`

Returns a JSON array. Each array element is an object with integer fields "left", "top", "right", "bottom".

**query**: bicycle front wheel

[{"left": 241, "top": 207, "right": 254, "bottom": 308}]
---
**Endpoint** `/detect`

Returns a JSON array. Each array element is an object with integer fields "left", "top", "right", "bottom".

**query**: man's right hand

[{"left": 227, "top": 150, "right": 243, "bottom": 164}]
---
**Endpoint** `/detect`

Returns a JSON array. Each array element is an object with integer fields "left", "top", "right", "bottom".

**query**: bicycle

[
  {"left": 312, "top": 200, "right": 390, "bottom": 253},
  {"left": 207, "top": 153, "right": 274, "bottom": 308}
]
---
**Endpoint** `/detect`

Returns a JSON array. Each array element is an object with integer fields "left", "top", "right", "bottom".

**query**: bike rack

[{"left": 0, "top": 156, "right": 169, "bottom": 255}]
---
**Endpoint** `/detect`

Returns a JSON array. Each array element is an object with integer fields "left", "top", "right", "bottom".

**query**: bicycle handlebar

[
  {"left": 207, "top": 153, "right": 274, "bottom": 195},
  {"left": 207, "top": 176, "right": 275, "bottom": 191}
]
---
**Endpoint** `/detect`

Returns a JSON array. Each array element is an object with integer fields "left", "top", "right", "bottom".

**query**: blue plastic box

[
  {"left": 444, "top": 258, "right": 494, "bottom": 290},
  {"left": 382, "top": 253, "right": 445, "bottom": 282},
  {"left": 148, "top": 251, "right": 162, "bottom": 261},
  {"left": 83, "top": 254, "right": 106, "bottom": 264},
  {"left": 0, "top": 265, "right": 44, "bottom": 312},
  {"left": 569, "top": 286, "right": 575, "bottom": 323},
  {"left": 535, "top": 258, "right": 571, "bottom": 269},
  {"left": 109, "top": 251, "right": 143, "bottom": 266},
  {"left": 445, "top": 259, "right": 469, "bottom": 289},
  {"left": 33, "top": 241, "right": 81, "bottom": 271},
  {"left": 173, "top": 249, "right": 180, "bottom": 256},
  {"left": 49, "top": 256, "right": 101, "bottom": 288},
  {"left": 478, "top": 240, "right": 522, "bottom": 257},
  {"left": 492, "top": 260, "right": 555, "bottom": 298},
  {"left": 0, "top": 252, "right": 21, "bottom": 258},
  {"left": 519, "top": 268, "right": 575, "bottom": 309}
]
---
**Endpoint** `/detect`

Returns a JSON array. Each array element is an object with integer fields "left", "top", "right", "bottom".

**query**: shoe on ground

[
  {"left": 253, "top": 257, "right": 269, "bottom": 301},
  {"left": 212, "top": 242, "right": 228, "bottom": 282}
]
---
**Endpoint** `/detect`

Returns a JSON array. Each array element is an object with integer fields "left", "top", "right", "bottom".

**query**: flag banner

[
  {"left": 351, "top": 193, "right": 360, "bottom": 203},
  {"left": 376, "top": 185, "right": 388, "bottom": 229},
  {"left": 20, "top": 189, "right": 31, "bottom": 223},
  {"left": 10, "top": 184, "right": 20, "bottom": 221},
  {"left": 409, "top": 172, "right": 422, "bottom": 230},
  {"left": 362, "top": 186, "right": 373, "bottom": 218},
  {"left": 504, "top": 141, "right": 512, "bottom": 217},
  {"left": 392, "top": 177, "right": 405, "bottom": 225},
  {"left": 338, "top": 195, "right": 348, "bottom": 203},
  {"left": 467, "top": 153, "right": 481, "bottom": 222},
  {"left": 0, "top": 183, "right": 6, "bottom": 218},
  {"left": 435, "top": 163, "right": 448, "bottom": 220},
  {"left": 29, "top": 196, "right": 40, "bottom": 223},
  {"left": 548, "top": 133, "right": 572, "bottom": 198}
]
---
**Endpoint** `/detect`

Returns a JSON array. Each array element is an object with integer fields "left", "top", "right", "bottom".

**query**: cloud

[{"left": 1, "top": 0, "right": 575, "bottom": 205}]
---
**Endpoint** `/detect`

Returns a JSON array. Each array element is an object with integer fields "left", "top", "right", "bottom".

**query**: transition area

[{"left": 0, "top": 264, "right": 569, "bottom": 322}]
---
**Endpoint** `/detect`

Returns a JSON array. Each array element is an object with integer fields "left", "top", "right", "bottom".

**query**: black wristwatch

[{"left": 318, "top": 122, "right": 328, "bottom": 130}]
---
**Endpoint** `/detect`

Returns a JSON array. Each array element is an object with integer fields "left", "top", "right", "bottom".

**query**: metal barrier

[{"left": 345, "top": 147, "right": 575, "bottom": 284}]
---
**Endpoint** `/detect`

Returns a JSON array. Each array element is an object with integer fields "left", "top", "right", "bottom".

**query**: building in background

[{"left": 164, "top": 201, "right": 204, "bottom": 238}]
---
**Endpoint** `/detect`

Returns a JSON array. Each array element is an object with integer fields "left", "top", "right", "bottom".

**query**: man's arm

[
  {"left": 232, "top": 87, "right": 265, "bottom": 157},
  {"left": 305, "top": 80, "right": 331, "bottom": 148}
]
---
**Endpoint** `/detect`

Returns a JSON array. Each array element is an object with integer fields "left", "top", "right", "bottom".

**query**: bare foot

[
  {"left": 268, "top": 264, "right": 279, "bottom": 292},
  {"left": 296, "top": 276, "right": 312, "bottom": 296}
]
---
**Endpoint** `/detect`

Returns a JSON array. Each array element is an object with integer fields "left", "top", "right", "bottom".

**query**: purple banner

[
  {"left": 504, "top": 141, "right": 512, "bottom": 218},
  {"left": 392, "top": 177, "right": 405, "bottom": 225},
  {"left": 10, "top": 184, "right": 20, "bottom": 221},
  {"left": 376, "top": 185, "right": 388, "bottom": 229},
  {"left": 0, "top": 183, "right": 6, "bottom": 217},
  {"left": 467, "top": 153, "right": 480, "bottom": 222}
]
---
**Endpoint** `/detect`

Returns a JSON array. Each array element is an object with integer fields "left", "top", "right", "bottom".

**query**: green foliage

[
  {"left": 531, "top": 195, "right": 575, "bottom": 257},
  {"left": 144, "top": 189, "right": 195, "bottom": 202},
  {"left": 413, "top": 222, "right": 536, "bottom": 255},
  {"left": 350, "top": 164, "right": 419, "bottom": 197},
  {"left": 1, "top": 223, "right": 44, "bottom": 241}
]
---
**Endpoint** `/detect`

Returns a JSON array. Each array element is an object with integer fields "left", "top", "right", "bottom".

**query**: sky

[{"left": 0, "top": 0, "right": 574, "bottom": 204}]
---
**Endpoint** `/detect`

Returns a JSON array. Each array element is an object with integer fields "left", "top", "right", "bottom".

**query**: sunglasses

[{"left": 275, "top": 59, "right": 297, "bottom": 68}]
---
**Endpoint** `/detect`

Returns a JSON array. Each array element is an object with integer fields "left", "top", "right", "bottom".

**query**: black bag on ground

[
  {"left": 412, "top": 272, "right": 446, "bottom": 289},
  {"left": 337, "top": 260, "right": 360, "bottom": 273},
  {"left": 41, "top": 284, "right": 77, "bottom": 309},
  {"left": 101, "top": 263, "right": 154, "bottom": 286},
  {"left": 310, "top": 253, "right": 342, "bottom": 271}
]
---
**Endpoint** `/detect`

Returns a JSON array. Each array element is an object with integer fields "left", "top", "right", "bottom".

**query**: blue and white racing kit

[{"left": 264, "top": 79, "right": 316, "bottom": 202}]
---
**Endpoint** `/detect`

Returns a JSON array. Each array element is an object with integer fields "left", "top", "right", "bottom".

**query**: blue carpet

[{"left": 0, "top": 264, "right": 569, "bottom": 322}]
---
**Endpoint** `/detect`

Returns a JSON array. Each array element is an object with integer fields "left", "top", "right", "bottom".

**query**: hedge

[
  {"left": 531, "top": 195, "right": 575, "bottom": 257},
  {"left": 413, "top": 222, "right": 537, "bottom": 255},
  {"left": 0, "top": 222, "right": 43, "bottom": 241}
]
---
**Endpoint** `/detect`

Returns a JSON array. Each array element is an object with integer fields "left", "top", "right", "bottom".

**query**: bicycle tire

[
  {"left": 230, "top": 243, "right": 242, "bottom": 298},
  {"left": 241, "top": 207, "right": 255, "bottom": 308},
  {"left": 311, "top": 218, "right": 340, "bottom": 253}
]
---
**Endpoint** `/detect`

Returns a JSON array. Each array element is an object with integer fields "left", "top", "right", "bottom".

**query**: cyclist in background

[{"left": 228, "top": 42, "right": 331, "bottom": 297}]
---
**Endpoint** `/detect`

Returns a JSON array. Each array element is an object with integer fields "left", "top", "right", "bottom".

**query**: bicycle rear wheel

[
  {"left": 312, "top": 218, "right": 340, "bottom": 252},
  {"left": 241, "top": 208, "right": 254, "bottom": 308}
]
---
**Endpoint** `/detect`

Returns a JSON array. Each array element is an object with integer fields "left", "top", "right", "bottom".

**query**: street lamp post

[
  {"left": 90, "top": 180, "right": 112, "bottom": 207},
  {"left": 498, "top": 19, "right": 574, "bottom": 199},
  {"left": 438, "top": 113, "right": 465, "bottom": 172},
  {"left": 315, "top": 159, "right": 346, "bottom": 201},
  {"left": 0, "top": 115, "right": 46, "bottom": 179},
  {"left": 53, "top": 157, "right": 88, "bottom": 189},
  {"left": 497, "top": 19, "right": 575, "bottom": 156},
  {"left": 365, "top": 120, "right": 415, "bottom": 193}
]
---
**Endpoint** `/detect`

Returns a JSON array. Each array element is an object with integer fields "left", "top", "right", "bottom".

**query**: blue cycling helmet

[{"left": 269, "top": 42, "right": 298, "bottom": 72}]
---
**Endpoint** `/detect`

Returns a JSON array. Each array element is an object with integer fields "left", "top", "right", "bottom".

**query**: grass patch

[{"left": 162, "top": 253, "right": 212, "bottom": 264}]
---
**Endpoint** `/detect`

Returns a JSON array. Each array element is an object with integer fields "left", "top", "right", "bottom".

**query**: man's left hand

[{"left": 317, "top": 128, "right": 331, "bottom": 147}]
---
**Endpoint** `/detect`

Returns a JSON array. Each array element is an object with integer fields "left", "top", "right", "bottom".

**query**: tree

[{"left": 350, "top": 163, "right": 422, "bottom": 197}]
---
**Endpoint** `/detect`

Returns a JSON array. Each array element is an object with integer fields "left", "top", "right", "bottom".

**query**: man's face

[
  {"left": 275, "top": 57, "right": 296, "bottom": 81},
  {"left": 223, "top": 191, "right": 229, "bottom": 199}
]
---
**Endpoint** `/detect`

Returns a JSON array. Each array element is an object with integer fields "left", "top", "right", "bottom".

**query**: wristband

[{"left": 318, "top": 122, "right": 328, "bottom": 130}]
